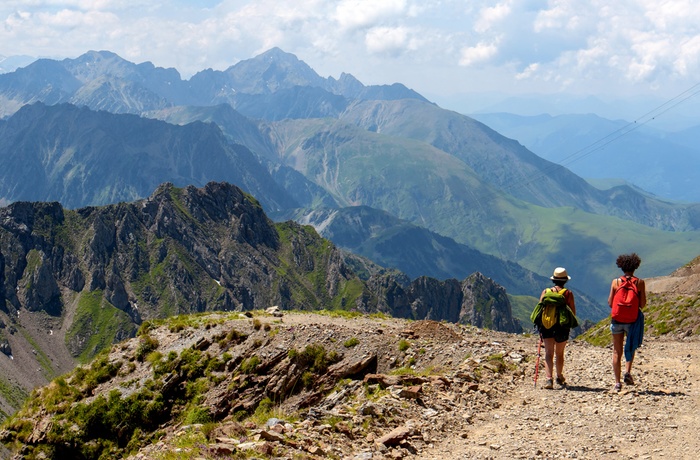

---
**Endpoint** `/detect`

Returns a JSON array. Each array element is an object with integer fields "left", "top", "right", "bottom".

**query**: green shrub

[
  {"left": 184, "top": 378, "right": 211, "bottom": 401},
  {"left": 256, "top": 397, "right": 274, "bottom": 416},
  {"left": 37, "top": 377, "right": 79, "bottom": 413},
  {"left": 135, "top": 335, "right": 159, "bottom": 362},
  {"left": 146, "top": 351, "right": 163, "bottom": 365},
  {"left": 343, "top": 337, "right": 360, "bottom": 348},
  {"left": 136, "top": 321, "right": 155, "bottom": 336},
  {"left": 205, "top": 355, "right": 227, "bottom": 373},
  {"left": 288, "top": 344, "right": 341, "bottom": 379},
  {"left": 177, "top": 348, "right": 207, "bottom": 380},
  {"left": 218, "top": 327, "right": 246, "bottom": 347},
  {"left": 57, "top": 388, "right": 167, "bottom": 456},
  {"left": 240, "top": 355, "right": 261, "bottom": 374},
  {"left": 81, "top": 356, "right": 122, "bottom": 394},
  {"left": 301, "top": 371, "right": 315, "bottom": 388},
  {"left": 182, "top": 405, "right": 212, "bottom": 425}
]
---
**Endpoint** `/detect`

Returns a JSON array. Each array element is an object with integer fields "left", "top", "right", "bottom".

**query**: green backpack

[{"left": 531, "top": 288, "right": 578, "bottom": 329}]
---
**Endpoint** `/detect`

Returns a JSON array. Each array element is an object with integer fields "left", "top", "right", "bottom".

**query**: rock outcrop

[
  {"left": 0, "top": 181, "right": 520, "bottom": 352},
  {"left": 0, "top": 181, "right": 520, "bottom": 425}
]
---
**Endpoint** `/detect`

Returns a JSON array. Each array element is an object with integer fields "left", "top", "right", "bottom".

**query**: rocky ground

[
  {"left": 428, "top": 335, "right": 699, "bottom": 460},
  {"left": 84, "top": 310, "right": 698, "bottom": 460}
]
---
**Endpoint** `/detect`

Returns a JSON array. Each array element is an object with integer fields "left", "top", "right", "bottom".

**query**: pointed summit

[{"left": 224, "top": 47, "right": 327, "bottom": 94}]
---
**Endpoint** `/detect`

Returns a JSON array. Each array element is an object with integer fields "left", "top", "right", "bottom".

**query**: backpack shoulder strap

[
  {"left": 550, "top": 286, "right": 567, "bottom": 295},
  {"left": 616, "top": 276, "right": 639, "bottom": 294}
]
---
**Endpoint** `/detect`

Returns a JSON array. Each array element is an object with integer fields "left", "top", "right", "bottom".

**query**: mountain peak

[
  {"left": 258, "top": 46, "right": 300, "bottom": 62},
  {"left": 223, "top": 48, "right": 326, "bottom": 94},
  {"left": 78, "top": 49, "right": 121, "bottom": 60}
]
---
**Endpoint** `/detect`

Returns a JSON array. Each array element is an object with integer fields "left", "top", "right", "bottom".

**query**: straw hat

[{"left": 550, "top": 267, "right": 571, "bottom": 280}]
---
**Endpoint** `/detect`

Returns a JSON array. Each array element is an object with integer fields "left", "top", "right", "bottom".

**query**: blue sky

[{"left": 1, "top": 0, "right": 699, "bottom": 117}]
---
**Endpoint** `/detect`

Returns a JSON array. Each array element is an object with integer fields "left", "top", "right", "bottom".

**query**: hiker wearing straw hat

[{"left": 537, "top": 267, "right": 576, "bottom": 389}]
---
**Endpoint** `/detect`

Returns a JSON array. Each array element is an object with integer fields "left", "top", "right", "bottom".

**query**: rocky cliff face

[
  {"left": 0, "top": 181, "right": 520, "bottom": 422},
  {"left": 0, "top": 181, "right": 520, "bottom": 355},
  {"left": 0, "top": 182, "right": 355, "bottom": 322},
  {"left": 368, "top": 273, "right": 521, "bottom": 333}
]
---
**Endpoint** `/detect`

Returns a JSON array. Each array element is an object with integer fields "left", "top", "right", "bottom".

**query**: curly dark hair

[{"left": 616, "top": 253, "right": 641, "bottom": 273}]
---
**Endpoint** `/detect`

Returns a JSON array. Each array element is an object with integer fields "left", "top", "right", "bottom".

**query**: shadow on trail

[
  {"left": 634, "top": 389, "right": 686, "bottom": 397},
  {"left": 562, "top": 386, "right": 687, "bottom": 397},
  {"left": 565, "top": 385, "right": 608, "bottom": 393}
]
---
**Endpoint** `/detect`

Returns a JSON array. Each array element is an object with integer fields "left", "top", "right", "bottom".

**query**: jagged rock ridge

[
  {"left": 0, "top": 181, "right": 520, "bottom": 423},
  {"left": 0, "top": 181, "right": 519, "bottom": 333}
]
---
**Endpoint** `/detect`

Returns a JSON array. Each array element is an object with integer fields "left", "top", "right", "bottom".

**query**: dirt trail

[{"left": 424, "top": 336, "right": 699, "bottom": 459}]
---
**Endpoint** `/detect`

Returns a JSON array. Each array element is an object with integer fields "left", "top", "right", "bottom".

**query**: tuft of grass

[
  {"left": 239, "top": 355, "right": 261, "bottom": 374},
  {"left": 135, "top": 334, "right": 160, "bottom": 362},
  {"left": 390, "top": 367, "right": 416, "bottom": 376},
  {"left": 288, "top": 343, "right": 342, "bottom": 388},
  {"left": 182, "top": 405, "right": 212, "bottom": 426},
  {"left": 289, "top": 344, "right": 340, "bottom": 374}
]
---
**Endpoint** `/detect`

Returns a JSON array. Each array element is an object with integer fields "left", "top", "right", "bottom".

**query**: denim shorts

[{"left": 610, "top": 322, "right": 632, "bottom": 335}]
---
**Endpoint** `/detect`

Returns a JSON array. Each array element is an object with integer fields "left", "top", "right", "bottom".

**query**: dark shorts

[{"left": 538, "top": 325, "right": 570, "bottom": 343}]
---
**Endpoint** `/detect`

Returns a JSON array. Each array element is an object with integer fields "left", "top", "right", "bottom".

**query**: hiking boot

[
  {"left": 543, "top": 379, "right": 554, "bottom": 389},
  {"left": 613, "top": 382, "right": 622, "bottom": 392},
  {"left": 556, "top": 375, "right": 566, "bottom": 386},
  {"left": 624, "top": 373, "right": 634, "bottom": 385}
]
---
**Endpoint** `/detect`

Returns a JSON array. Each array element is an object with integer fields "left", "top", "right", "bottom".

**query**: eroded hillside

[
  {"left": 1, "top": 309, "right": 698, "bottom": 460},
  {"left": 0, "top": 181, "right": 521, "bottom": 427}
]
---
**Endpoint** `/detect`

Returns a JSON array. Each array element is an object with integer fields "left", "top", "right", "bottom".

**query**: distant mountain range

[
  {"left": 470, "top": 112, "right": 700, "bottom": 202},
  {"left": 0, "top": 47, "right": 699, "bottom": 310},
  {"left": 0, "top": 54, "right": 35, "bottom": 74}
]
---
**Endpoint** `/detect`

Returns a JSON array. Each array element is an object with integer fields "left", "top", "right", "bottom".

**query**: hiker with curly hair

[
  {"left": 538, "top": 267, "right": 576, "bottom": 389},
  {"left": 608, "top": 253, "right": 646, "bottom": 392}
]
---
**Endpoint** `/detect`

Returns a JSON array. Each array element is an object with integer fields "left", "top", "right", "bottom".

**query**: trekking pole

[{"left": 533, "top": 335, "right": 543, "bottom": 388}]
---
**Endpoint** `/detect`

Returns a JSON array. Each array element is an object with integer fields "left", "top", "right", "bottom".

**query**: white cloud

[
  {"left": 533, "top": 1, "right": 580, "bottom": 32},
  {"left": 365, "top": 26, "right": 411, "bottom": 55},
  {"left": 515, "top": 62, "right": 539, "bottom": 80},
  {"left": 475, "top": 2, "right": 511, "bottom": 34},
  {"left": 459, "top": 41, "right": 499, "bottom": 66},
  {"left": 1, "top": 0, "right": 699, "bottom": 104},
  {"left": 674, "top": 35, "right": 700, "bottom": 75},
  {"left": 334, "top": 0, "right": 407, "bottom": 31}
]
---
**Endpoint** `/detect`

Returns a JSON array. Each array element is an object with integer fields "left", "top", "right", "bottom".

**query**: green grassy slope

[{"left": 266, "top": 118, "right": 700, "bottom": 308}]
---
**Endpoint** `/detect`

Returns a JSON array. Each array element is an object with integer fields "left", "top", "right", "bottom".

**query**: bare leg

[
  {"left": 555, "top": 341, "right": 567, "bottom": 379},
  {"left": 612, "top": 332, "right": 625, "bottom": 384},
  {"left": 625, "top": 356, "right": 634, "bottom": 375},
  {"left": 543, "top": 338, "right": 555, "bottom": 379}
]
